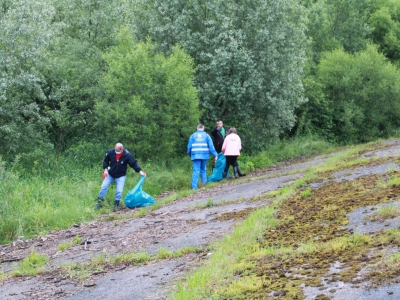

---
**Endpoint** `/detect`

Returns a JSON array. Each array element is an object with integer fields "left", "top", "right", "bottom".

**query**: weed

[
  {"left": 178, "top": 246, "right": 203, "bottom": 255},
  {"left": 61, "top": 262, "right": 91, "bottom": 281},
  {"left": 75, "top": 235, "right": 82, "bottom": 244},
  {"left": 296, "top": 241, "right": 317, "bottom": 254},
  {"left": 301, "top": 187, "right": 312, "bottom": 198},
  {"left": 378, "top": 228, "right": 400, "bottom": 244},
  {"left": 351, "top": 233, "right": 372, "bottom": 246},
  {"left": 388, "top": 177, "right": 400, "bottom": 186},
  {"left": 376, "top": 176, "right": 388, "bottom": 190},
  {"left": 0, "top": 270, "right": 7, "bottom": 281},
  {"left": 58, "top": 241, "right": 73, "bottom": 251},
  {"left": 91, "top": 254, "right": 106, "bottom": 266},
  {"left": 204, "top": 199, "right": 215, "bottom": 208},
  {"left": 12, "top": 250, "right": 49, "bottom": 277},
  {"left": 383, "top": 252, "right": 400, "bottom": 268},
  {"left": 110, "top": 251, "right": 151, "bottom": 265},
  {"left": 58, "top": 235, "right": 82, "bottom": 251},
  {"left": 157, "top": 247, "right": 173, "bottom": 259},
  {"left": 375, "top": 204, "right": 400, "bottom": 221}
]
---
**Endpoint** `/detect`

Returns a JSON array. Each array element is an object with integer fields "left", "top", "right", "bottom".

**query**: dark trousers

[{"left": 224, "top": 156, "right": 238, "bottom": 173}]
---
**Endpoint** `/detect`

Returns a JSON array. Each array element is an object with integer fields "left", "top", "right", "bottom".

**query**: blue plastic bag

[
  {"left": 124, "top": 176, "right": 156, "bottom": 209},
  {"left": 207, "top": 152, "right": 230, "bottom": 182}
]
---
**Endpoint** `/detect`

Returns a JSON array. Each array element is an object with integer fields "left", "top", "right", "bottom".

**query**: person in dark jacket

[
  {"left": 96, "top": 143, "right": 146, "bottom": 211},
  {"left": 211, "top": 120, "right": 226, "bottom": 153},
  {"left": 211, "top": 120, "right": 246, "bottom": 176}
]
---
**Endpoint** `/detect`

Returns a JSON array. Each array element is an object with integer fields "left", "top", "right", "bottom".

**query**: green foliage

[
  {"left": 0, "top": 157, "right": 99, "bottom": 243},
  {"left": 301, "top": 187, "right": 312, "bottom": 198},
  {"left": 157, "top": 247, "right": 174, "bottom": 259},
  {"left": 51, "top": 0, "right": 122, "bottom": 50},
  {"left": 245, "top": 152, "right": 273, "bottom": 169},
  {"left": 58, "top": 235, "right": 82, "bottom": 251},
  {"left": 314, "top": 45, "right": 400, "bottom": 143},
  {"left": 368, "top": 0, "right": 400, "bottom": 64},
  {"left": 132, "top": 0, "right": 308, "bottom": 154},
  {"left": 0, "top": 0, "right": 56, "bottom": 160},
  {"left": 295, "top": 77, "right": 336, "bottom": 141},
  {"left": 42, "top": 37, "right": 105, "bottom": 160},
  {"left": 306, "top": 0, "right": 371, "bottom": 62},
  {"left": 96, "top": 27, "right": 200, "bottom": 161},
  {"left": 2, "top": 0, "right": 400, "bottom": 170},
  {"left": 0, "top": 0, "right": 115, "bottom": 165},
  {"left": 12, "top": 250, "right": 49, "bottom": 277}
]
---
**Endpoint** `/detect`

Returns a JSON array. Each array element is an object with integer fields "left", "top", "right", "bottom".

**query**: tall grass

[
  {"left": 240, "top": 135, "right": 335, "bottom": 169},
  {"left": 0, "top": 135, "right": 336, "bottom": 244},
  {"left": 266, "top": 135, "right": 335, "bottom": 162},
  {"left": 0, "top": 167, "right": 99, "bottom": 243}
]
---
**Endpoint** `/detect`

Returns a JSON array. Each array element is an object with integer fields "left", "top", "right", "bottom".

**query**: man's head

[
  {"left": 197, "top": 124, "right": 205, "bottom": 131},
  {"left": 216, "top": 120, "right": 223, "bottom": 128},
  {"left": 115, "top": 143, "right": 124, "bottom": 154}
]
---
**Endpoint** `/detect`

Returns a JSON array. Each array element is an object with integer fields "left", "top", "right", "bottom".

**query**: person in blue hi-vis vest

[{"left": 187, "top": 124, "right": 218, "bottom": 189}]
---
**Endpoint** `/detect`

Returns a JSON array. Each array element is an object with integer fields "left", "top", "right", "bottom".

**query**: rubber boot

[
  {"left": 233, "top": 167, "right": 239, "bottom": 179},
  {"left": 114, "top": 200, "right": 120, "bottom": 211},
  {"left": 237, "top": 165, "right": 246, "bottom": 176},
  {"left": 95, "top": 198, "right": 103, "bottom": 209}
]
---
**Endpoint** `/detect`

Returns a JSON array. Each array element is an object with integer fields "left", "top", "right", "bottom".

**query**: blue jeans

[
  {"left": 97, "top": 175, "right": 126, "bottom": 201},
  {"left": 191, "top": 159, "right": 208, "bottom": 189}
]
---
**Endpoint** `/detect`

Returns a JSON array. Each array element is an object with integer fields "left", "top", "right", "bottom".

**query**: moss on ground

[{"left": 218, "top": 171, "right": 400, "bottom": 299}]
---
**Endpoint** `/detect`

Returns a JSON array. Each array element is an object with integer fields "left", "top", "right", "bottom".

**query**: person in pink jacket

[{"left": 221, "top": 127, "right": 242, "bottom": 178}]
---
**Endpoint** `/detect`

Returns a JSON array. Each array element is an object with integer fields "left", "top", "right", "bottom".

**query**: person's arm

[
  {"left": 221, "top": 138, "right": 227, "bottom": 153},
  {"left": 208, "top": 135, "right": 218, "bottom": 157},
  {"left": 187, "top": 135, "right": 193, "bottom": 157},
  {"left": 102, "top": 151, "right": 109, "bottom": 178},
  {"left": 127, "top": 153, "right": 142, "bottom": 173},
  {"left": 102, "top": 151, "right": 110, "bottom": 170}
]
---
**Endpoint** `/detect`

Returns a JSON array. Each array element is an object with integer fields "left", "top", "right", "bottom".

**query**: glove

[
  {"left": 140, "top": 171, "right": 147, "bottom": 177},
  {"left": 102, "top": 171, "right": 108, "bottom": 179}
]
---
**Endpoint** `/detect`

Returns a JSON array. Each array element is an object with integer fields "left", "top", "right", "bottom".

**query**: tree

[
  {"left": 130, "top": 0, "right": 308, "bottom": 153},
  {"left": 306, "top": 0, "right": 372, "bottom": 63},
  {"left": 0, "top": 0, "right": 56, "bottom": 161},
  {"left": 314, "top": 45, "right": 400, "bottom": 143},
  {"left": 95, "top": 27, "right": 200, "bottom": 161},
  {"left": 368, "top": 0, "right": 400, "bottom": 64}
]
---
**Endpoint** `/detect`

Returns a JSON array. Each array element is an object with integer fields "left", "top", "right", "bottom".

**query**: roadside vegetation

[
  {"left": 58, "top": 246, "right": 203, "bottom": 282},
  {"left": 171, "top": 140, "right": 400, "bottom": 299},
  {"left": 0, "top": 135, "right": 334, "bottom": 244},
  {"left": 12, "top": 251, "right": 49, "bottom": 277}
]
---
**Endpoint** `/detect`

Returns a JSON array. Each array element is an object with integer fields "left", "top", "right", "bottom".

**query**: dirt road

[{"left": 2, "top": 139, "right": 400, "bottom": 299}]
